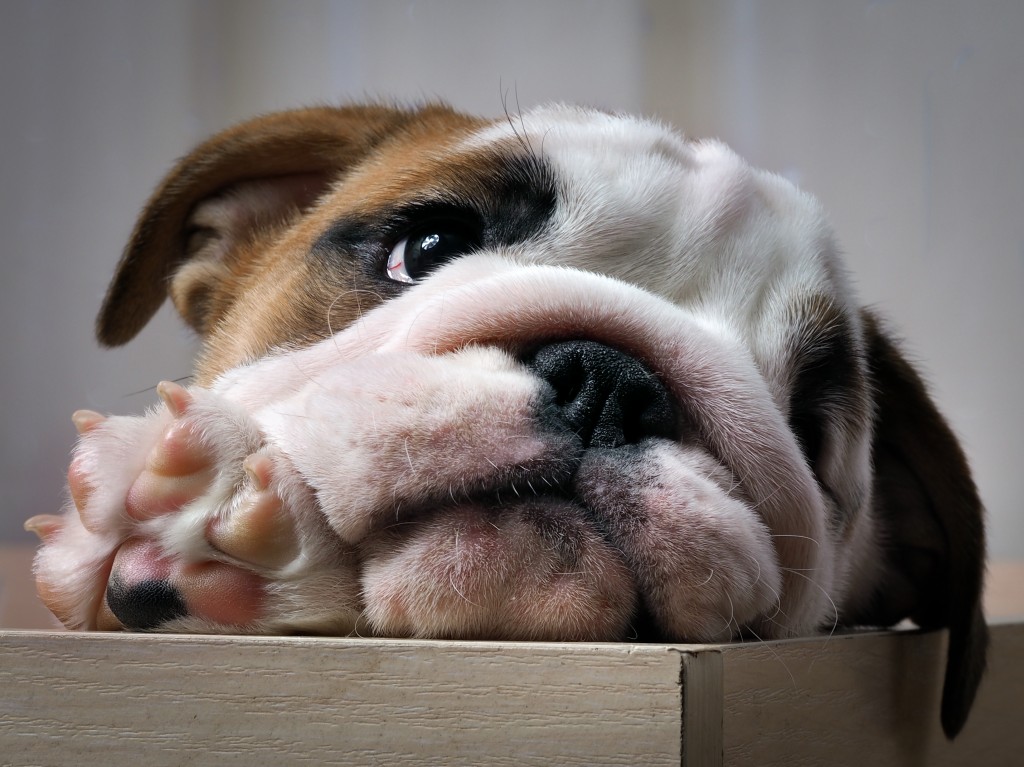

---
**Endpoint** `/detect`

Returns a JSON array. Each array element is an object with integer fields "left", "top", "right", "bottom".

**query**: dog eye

[{"left": 386, "top": 225, "right": 479, "bottom": 284}]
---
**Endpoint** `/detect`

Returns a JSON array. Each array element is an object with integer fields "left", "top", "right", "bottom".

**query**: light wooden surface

[
  {"left": 1, "top": 632, "right": 694, "bottom": 767},
  {"left": 722, "top": 624, "right": 1024, "bottom": 767},
  {"left": 3, "top": 547, "right": 1022, "bottom": 765},
  {"left": 2, "top": 624, "right": 1022, "bottom": 767}
]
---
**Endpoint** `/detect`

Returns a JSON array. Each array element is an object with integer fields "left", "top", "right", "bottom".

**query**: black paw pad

[{"left": 106, "top": 575, "right": 187, "bottom": 630}]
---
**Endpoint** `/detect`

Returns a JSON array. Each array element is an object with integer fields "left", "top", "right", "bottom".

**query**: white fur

[{"left": 37, "top": 105, "right": 879, "bottom": 642}]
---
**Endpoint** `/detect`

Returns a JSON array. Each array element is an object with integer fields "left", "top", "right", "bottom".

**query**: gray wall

[
  {"left": 0, "top": 0, "right": 646, "bottom": 544},
  {"left": 647, "top": 0, "right": 1024, "bottom": 559},
  {"left": 1, "top": 0, "right": 1020, "bottom": 563}
]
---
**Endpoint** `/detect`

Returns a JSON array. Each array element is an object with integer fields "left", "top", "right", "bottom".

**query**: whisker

[
  {"left": 403, "top": 438, "right": 414, "bottom": 473},
  {"left": 124, "top": 375, "right": 193, "bottom": 398},
  {"left": 512, "top": 82, "right": 537, "bottom": 161},
  {"left": 743, "top": 623, "right": 797, "bottom": 688},
  {"left": 770, "top": 533, "right": 822, "bottom": 547},
  {"left": 782, "top": 566, "right": 840, "bottom": 641}
]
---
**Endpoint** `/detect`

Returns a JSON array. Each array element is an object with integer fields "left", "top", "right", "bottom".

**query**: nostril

[{"left": 527, "top": 340, "right": 678, "bottom": 450}]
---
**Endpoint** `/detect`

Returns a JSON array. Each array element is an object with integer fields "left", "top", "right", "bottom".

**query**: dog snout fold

[{"left": 527, "top": 340, "right": 678, "bottom": 450}]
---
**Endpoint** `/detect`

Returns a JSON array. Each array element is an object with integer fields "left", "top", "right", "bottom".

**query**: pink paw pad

[
  {"left": 101, "top": 538, "right": 266, "bottom": 630},
  {"left": 33, "top": 381, "right": 309, "bottom": 634}
]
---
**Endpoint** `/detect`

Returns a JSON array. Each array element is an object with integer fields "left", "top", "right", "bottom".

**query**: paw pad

[{"left": 105, "top": 576, "right": 188, "bottom": 630}]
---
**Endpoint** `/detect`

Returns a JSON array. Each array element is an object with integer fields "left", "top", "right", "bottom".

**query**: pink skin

[
  {"left": 27, "top": 259, "right": 827, "bottom": 640},
  {"left": 28, "top": 382, "right": 286, "bottom": 630}
]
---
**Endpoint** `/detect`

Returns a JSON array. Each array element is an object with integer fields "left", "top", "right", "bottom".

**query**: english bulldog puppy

[{"left": 27, "top": 103, "right": 986, "bottom": 737}]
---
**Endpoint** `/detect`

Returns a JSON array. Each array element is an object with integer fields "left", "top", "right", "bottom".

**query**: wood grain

[
  {"left": 2, "top": 548, "right": 1024, "bottom": 765},
  {"left": 1, "top": 624, "right": 1020, "bottom": 766},
  {"left": 0, "top": 632, "right": 693, "bottom": 767},
  {"left": 722, "top": 625, "right": 1024, "bottom": 767}
]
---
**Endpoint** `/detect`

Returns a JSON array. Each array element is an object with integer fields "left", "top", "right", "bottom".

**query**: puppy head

[{"left": 99, "top": 103, "right": 986, "bottom": 737}]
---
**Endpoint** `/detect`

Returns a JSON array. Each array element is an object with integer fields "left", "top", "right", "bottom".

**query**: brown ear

[
  {"left": 97, "top": 104, "right": 453, "bottom": 346},
  {"left": 856, "top": 311, "right": 988, "bottom": 739}
]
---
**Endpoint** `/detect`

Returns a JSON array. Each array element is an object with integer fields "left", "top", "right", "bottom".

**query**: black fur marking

[
  {"left": 311, "top": 153, "right": 557, "bottom": 282},
  {"left": 786, "top": 298, "right": 870, "bottom": 530}
]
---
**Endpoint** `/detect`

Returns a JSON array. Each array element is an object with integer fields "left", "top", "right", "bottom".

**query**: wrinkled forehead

[
  {"left": 462, "top": 105, "right": 759, "bottom": 239},
  {"left": 321, "top": 105, "right": 831, "bottom": 298},
  {"left": 327, "top": 104, "right": 741, "bottom": 233},
  {"left": 458, "top": 105, "right": 848, "bottom": 327},
  {"left": 464, "top": 104, "right": 706, "bottom": 205},
  {"left": 468, "top": 104, "right": 697, "bottom": 167}
]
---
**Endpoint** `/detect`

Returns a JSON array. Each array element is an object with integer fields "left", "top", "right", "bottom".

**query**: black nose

[{"left": 527, "top": 340, "right": 677, "bottom": 450}]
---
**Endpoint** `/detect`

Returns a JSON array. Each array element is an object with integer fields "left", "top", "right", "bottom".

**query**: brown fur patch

[
  {"left": 98, "top": 104, "right": 488, "bottom": 351},
  {"left": 184, "top": 122, "right": 553, "bottom": 382}
]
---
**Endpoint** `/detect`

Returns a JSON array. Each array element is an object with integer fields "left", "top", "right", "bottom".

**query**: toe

[
  {"left": 156, "top": 380, "right": 192, "bottom": 417},
  {"left": 124, "top": 422, "right": 213, "bottom": 521},
  {"left": 71, "top": 409, "right": 106, "bottom": 435},
  {"left": 125, "top": 469, "right": 213, "bottom": 520},
  {"left": 67, "top": 455, "right": 95, "bottom": 516},
  {"left": 24, "top": 514, "right": 63, "bottom": 542},
  {"left": 147, "top": 420, "right": 211, "bottom": 476},
  {"left": 207, "top": 455, "right": 299, "bottom": 569}
]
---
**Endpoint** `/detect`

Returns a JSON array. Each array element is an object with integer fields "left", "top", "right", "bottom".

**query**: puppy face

[{"left": 88, "top": 104, "right": 985, "bottom": 737}]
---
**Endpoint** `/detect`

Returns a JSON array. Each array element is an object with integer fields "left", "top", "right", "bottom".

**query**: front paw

[
  {"left": 31, "top": 382, "right": 359, "bottom": 634},
  {"left": 28, "top": 398, "right": 177, "bottom": 630}
]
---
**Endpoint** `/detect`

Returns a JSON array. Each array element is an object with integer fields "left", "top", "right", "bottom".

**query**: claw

[
  {"left": 67, "top": 455, "right": 95, "bottom": 516},
  {"left": 146, "top": 420, "right": 210, "bottom": 476},
  {"left": 156, "top": 380, "right": 192, "bottom": 418},
  {"left": 72, "top": 409, "right": 105, "bottom": 435},
  {"left": 24, "top": 514, "right": 62, "bottom": 542},
  {"left": 243, "top": 454, "right": 273, "bottom": 491}
]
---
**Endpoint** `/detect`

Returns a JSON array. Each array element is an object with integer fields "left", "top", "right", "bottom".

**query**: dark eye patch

[{"left": 309, "top": 151, "right": 557, "bottom": 283}]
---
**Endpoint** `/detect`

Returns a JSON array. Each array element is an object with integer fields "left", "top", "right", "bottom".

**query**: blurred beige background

[{"left": 2, "top": 0, "right": 1021, "bottom": 628}]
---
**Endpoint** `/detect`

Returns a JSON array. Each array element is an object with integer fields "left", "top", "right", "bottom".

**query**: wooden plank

[
  {"left": 680, "top": 648, "right": 723, "bottom": 767},
  {"left": 0, "top": 632, "right": 689, "bottom": 767},
  {"left": 722, "top": 623, "right": 1024, "bottom": 766},
  {"left": 2, "top": 624, "right": 1021, "bottom": 766}
]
